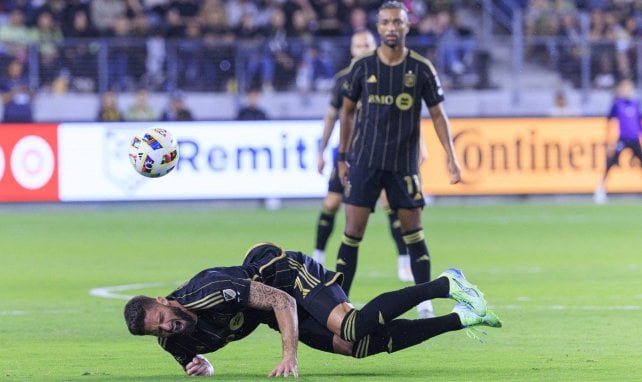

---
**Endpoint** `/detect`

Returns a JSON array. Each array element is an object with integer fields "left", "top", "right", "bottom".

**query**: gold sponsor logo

[
  {"left": 368, "top": 94, "right": 394, "bottom": 105},
  {"left": 395, "top": 93, "right": 413, "bottom": 110},
  {"left": 229, "top": 312, "right": 244, "bottom": 331}
]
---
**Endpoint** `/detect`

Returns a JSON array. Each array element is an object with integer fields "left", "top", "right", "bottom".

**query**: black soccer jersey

[
  {"left": 343, "top": 49, "right": 444, "bottom": 173},
  {"left": 159, "top": 266, "right": 272, "bottom": 367},
  {"left": 330, "top": 66, "right": 352, "bottom": 110},
  {"left": 156, "top": 244, "right": 344, "bottom": 368}
]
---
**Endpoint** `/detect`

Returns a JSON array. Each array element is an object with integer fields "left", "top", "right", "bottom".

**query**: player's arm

[
  {"left": 427, "top": 102, "right": 461, "bottom": 184},
  {"left": 247, "top": 281, "right": 299, "bottom": 378},
  {"left": 318, "top": 105, "right": 340, "bottom": 173},
  {"left": 338, "top": 97, "right": 357, "bottom": 186},
  {"left": 419, "top": 129, "right": 428, "bottom": 166}
]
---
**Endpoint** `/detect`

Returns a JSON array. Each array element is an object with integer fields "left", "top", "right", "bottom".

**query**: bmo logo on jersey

[{"left": 0, "top": 124, "right": 59, "bottom": 202}]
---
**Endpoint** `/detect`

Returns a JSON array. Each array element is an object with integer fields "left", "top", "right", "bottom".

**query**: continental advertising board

[
  {"left": 0, "top": 118, "right": 640, "bottom": 202},
  {"left": 421, "top": 118, "right": 642, "bottom": 195}
]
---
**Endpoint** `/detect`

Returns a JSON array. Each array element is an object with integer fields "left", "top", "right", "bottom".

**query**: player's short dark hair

[
  {"left": 124, "top": 295, "right": 156, "bottom": 335},
  {"left": 379, "top": 1, "right": 408, "bottom": 12}
]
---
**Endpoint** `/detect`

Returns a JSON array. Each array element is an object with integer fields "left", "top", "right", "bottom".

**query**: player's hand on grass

[
  {"left": 268, "top": 356, "right": 298, "bottom": 378},
  {"left": 186, "top": 354, "right": 214, "bottom": 377}
]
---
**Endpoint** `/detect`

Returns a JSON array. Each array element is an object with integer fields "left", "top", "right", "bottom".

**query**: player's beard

[
  {"left": 383, "top": 34, "right": 400, "bottom": 49},
  {"left": 172, "top": 306, "right": 197, "bottom": 335}
]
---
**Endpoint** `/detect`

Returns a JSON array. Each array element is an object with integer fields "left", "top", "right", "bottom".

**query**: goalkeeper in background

[{"left": 594, "top": 78, "right": 642, "bottom": 204}]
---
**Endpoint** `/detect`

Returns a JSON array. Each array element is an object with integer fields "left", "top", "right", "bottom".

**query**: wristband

[{"left": 337, "top": 152, "right": 347, "bottom": 161}]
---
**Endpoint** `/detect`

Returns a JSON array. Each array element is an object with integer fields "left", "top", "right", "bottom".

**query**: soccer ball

[{"left": 128, "top": 127, "right": 179, "bottom": 178}]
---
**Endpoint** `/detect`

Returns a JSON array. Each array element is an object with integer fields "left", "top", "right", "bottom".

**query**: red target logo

[{"left": 0, "top": 124, "right": 59, "bottom": 202}]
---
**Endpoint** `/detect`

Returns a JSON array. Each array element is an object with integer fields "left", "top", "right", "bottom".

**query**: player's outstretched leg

[
  {"left": 438, "top": 267, "right": 487, "bottom": 316},
  {"left": 339, "top": 268, "right": 489, "bottom": 342},
  {"left": 350, "top": 306, "right": 502, "bottom": 358},
  {"left": 351, "top": 314, "right": 460, "bottom": 358},
  {"left": 339, "top": 276, "right": 449, "bottom": 341}
]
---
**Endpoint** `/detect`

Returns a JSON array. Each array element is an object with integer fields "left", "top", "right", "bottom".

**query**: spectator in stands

[
  {"left": 263, "top": 8, "right": 298, "bottom": 91},
  {"left": 90, "top": 0, "right": 127, "bottom": 34},
  {"left": 200, "top": 2, "right": 236, "bottom": 91},
  {"left": 126, "top": 88, "right": 157, "bottom": 121},
  {"left": 0, "top": 9, "right": 34, "bottom": 64},
  {"left": 160, "top": 91, "right": 193, "bottom": 121},
  {"left": 347, "top": 7, "right": 370, "bottom": 35},
  {"left": 0, "top": 58, "right": 34, "bottom": 122},
  {"left": 313, "top": 0, "right": 344, "bottom": 36},
  {"left": 97, "top": 90, "right": 123, "bottom": 121},
  {"left": 107, "top": 15, "right": 134, "bottom": 91},
  {"left": 34, "top": 11, "right": 64, "bottom": 89},
  {"left": 549, "top": 89, "right": 580, "bottom": 117},
  {"left": 62, "top": 8, "right": 98, "bottom": 92},
  {"left": 236, "top": 86, "right": 268, "bottom": 120}
]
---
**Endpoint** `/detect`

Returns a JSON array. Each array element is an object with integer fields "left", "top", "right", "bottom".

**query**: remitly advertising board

[
  {"left": 2, "top": 119, "right": 641, "bottom": 202},
  {"left": 57, "top": 121, "right": 336, "bottom": 201}
]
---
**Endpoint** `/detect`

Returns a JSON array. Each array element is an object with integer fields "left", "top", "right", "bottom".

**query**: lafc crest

[{"left": 403, "top": 72, "right": 416, "bottom": 87}]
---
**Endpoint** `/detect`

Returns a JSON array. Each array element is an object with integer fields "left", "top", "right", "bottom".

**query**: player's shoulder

[
  {"left": 408, "top": 49, "right": 438, "bottom": 74},
  {"left": 334, "top": 65, "right": 352, "bottom": 81},
  {"left": 350, "top": 50, "right": 377, "bottom": 68}
]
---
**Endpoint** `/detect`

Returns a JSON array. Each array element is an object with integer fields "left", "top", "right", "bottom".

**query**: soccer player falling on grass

[{"left": 124, "top": 243, "right": 501, "bottom": 377}]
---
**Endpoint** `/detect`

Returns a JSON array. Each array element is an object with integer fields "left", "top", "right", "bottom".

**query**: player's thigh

[
  {"left": 301, "top": 283, "right": 352, "bottom": 334},
  {"left": 344, "top": 204, "right": 371, "bottom": 237},
  {"left": 343, "top": 166, "right": 382, "bottom": 210},
  {"left": 327, "top": 165, "right": 344, "bottom": 195},
  {"left": 382, "top": 171, "right": 425, "bottom": 211}
]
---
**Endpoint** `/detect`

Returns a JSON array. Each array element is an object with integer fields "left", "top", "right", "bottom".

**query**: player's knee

[
  {"left": 402, "top": 228, "right": 424, "bottom": 245},
  {"left": 341, "top": 233, "right": 362, "bottom": 248}
]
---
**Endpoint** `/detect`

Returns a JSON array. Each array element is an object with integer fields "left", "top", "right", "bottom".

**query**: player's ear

[{"left": 156, "top": 296, "right": 169, "bottom": 305}]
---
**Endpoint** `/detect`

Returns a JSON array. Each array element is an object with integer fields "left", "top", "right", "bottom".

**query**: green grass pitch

[{"left": 1, "top": 200, "right": 641, "bottom": 381}]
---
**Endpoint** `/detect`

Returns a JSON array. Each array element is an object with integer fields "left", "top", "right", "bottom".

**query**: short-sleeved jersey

[
  {"left": 157, "top": 243, "right": 344, "bottom": 368},
  {"left": 343, "top": 49, "right": 444, "bottom": 173},
  {"left": 330, "top": 66, "right": 352, "bottom": 110},
  {"left": 608, "top": 97, "right": 642, "bottom": 141},
  {"left": 159, "top": 266, "right": 272, "bottom": 367}
]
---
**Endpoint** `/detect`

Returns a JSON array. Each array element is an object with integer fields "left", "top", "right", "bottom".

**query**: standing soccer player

[
  {"left": 594, "top": 78, "right": 642, "bottom": 204},
  {"left": 336, "top": 1, "right": 461, "bottom": 317},
  {"left": 314, "top": 29, "right": 414, "bottom": 281}
]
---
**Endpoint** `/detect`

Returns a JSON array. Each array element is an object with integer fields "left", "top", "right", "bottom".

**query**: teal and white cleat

[
  {"left": 453, "top": 303, "right": 502, "bottom": 328},
  {"left": 439, "top": 267, "right": 487, "bottom": 316}
]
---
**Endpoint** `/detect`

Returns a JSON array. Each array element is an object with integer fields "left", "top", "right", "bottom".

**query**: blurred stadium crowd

[
  {"left": 1, "top": 0, "right": 642, "bottom": 122},
  {"left": 0, "top": 0, "right": 486, "bottom": 96}
]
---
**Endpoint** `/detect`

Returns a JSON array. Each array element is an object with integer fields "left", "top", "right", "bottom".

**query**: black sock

[
  {"left": 340, "top": 277, "right": 449, "bottom": 341},
  {"left": 315, "top": 208, "right": 336, "bottom": 251},
  {"left": 352, "top": 314, "right": 462, "bottom": 358},
  {"left": 384, "top": 208, "right": 406, "bottom": 255},
  {"left": 404, "top": 229, "right": 430, "bottom": 284},
  {"left": 336, "top": 233, "right": 361, "bottom": 296}
]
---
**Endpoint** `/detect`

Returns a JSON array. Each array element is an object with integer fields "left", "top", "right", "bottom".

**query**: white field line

[{"left": 89, "top": 281, "right": 181, "bottom": 300}]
